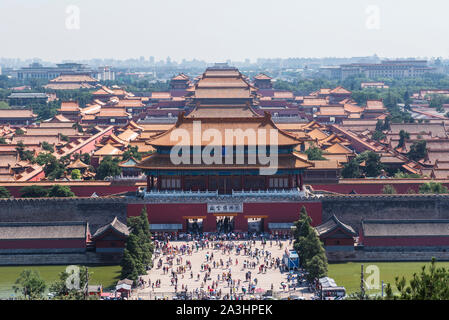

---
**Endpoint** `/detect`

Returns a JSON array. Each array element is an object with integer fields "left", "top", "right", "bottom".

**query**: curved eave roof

[
  {"left": 316, "top": 215, "right": 356, "bottom": 237},
  {"left": 92, "top": 217, "right": 129, "bottom": 240},
  {"left": 144, "top": 114, "right": 303, "bottom": 148},
  {"left": 135, "top": 152, "right": 313, "bottom": 170}
]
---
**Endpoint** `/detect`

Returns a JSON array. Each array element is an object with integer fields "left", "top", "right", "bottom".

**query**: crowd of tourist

[{"left": 136, "top": 232, "right": 304, "bottom": 300}]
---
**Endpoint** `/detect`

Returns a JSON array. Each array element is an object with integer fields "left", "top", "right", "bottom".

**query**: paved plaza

[{"left": 134, "top": 238, "right": 314, "bottom": 300}]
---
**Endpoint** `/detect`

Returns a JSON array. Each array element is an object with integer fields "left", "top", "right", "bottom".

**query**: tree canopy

[
  {"left": 20, "top": 185, "right": 49, "bottom": 198},
  {"left": 382, "top": 184, "right": 397, "bottom": 194},
  {"left": 48, "top": 185, "right": 75, "bottom": 197},
  {"left": 384, "top": 259, "right": 449, "bottom": 300},
  {"left": 96, "top": 156, "right": 122, "bottom": 180},
  {"left": 304, "top": 145, "right": 326, "bottom": 161},
  {"left": 0, "top": 186, "right": 11, "bottom": 198},
  {"left": 121, "top": 207, "right": 154, "bottom": 281},
  {"left": 122, "top": 146, "right": 142, "bottom": 161},
  {"left": 341, "top": 158, "right": 362, "bottom": 179},
  {"left": 49, "top": 266, "right": 97, "bottom": 300},
  {"left": 407, "top": 140, "right": 427, "bottom": 161},
  {"left": 364, "top": 151, "right": 383, "bottom": 177},
  {"left": 293, "top": 206, "right": 328, "bottom": 282},
  {"left": 13, "top": 269, "right": 47, "bottom": 300},
  {"left": 419, "top": 182, "right": 449, "bottom": 194},
  {"left": 71, "top": 169, "right": 82, "bottom": 180}
]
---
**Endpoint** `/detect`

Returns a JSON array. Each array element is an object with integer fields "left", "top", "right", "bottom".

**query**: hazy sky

[{"left": 1, "top": 0, "right": 448, "bottom": 62}]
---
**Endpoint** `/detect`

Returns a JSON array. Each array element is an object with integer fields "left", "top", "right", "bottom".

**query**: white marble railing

[
  {"left": 232, "top": 188, "right": 305, "bottom": 197},
  {"left": 140, "top": 188, "right": 219, "bottom": 198},
  {"left": 112, "top": 175, "right": 146, "bottom": 180},
  {"left": 137, "top": 188, "right": 308, "bottom": 198}
]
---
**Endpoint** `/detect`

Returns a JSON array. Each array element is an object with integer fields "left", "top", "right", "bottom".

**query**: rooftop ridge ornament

[{"left": 175, "top": 111, "right": 186, "bottom": 127}]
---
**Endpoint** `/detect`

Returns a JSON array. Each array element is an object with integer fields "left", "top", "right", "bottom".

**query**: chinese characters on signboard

[{"left": 207, "top": 203, "right": 243, "bottom": 213}]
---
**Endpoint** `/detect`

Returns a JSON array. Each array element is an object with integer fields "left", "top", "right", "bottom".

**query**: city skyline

[{"left": 1, "top": 0, "right": 448, "bottom": 62}]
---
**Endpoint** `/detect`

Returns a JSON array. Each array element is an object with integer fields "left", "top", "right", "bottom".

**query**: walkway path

[{"left": 134, "top": 238, "right": 313, "bottom": 300}]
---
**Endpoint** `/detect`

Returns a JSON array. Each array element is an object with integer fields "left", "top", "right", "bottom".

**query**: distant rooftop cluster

[{"left": 0, "top": 64, "right": 448, "bottom": 185}]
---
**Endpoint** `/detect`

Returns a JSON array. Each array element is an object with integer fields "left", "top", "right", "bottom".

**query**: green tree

[
  {"left": 15, "top": 128, "right": 25, "bottom": 136},
  {"left": 0, "top": 186, "right": 11, "bottom": 198},
  {"left": 293, "top": 206, "right": 313, "bottom": 244},
  {"left": 292, "top": 206, "right": 328, "bottom": 282},
  {"left": 49, "top": 266, "right": 96, "bottom": 300},
  {"left": 48, "top": 185, "right": 75, "bottom": 197},
  {"left": 13, "top": 269, "right": 47, "bottom": 300},
  {"left": 72, "top": 122, "right": 84, "bottom": 133},
  {"left": 0, "top": 101, "right": 10, "bottom": 109},
  {"left": 397, "top": 130, "right": 410, "bottom": 149},
  {"left": 35, "top": 152, "right": 55, "bottom": 166},
  {"left": 429, "top": 94, "right": 449, "bottom": 113},
  {"left": 95, "top": 156, "right": 122, "bottom": 180},
  {"left": 80, "top": 153, "right": 91, "bottom": 166},
  {"left": 15, "top": 141, "right": 34, "bottom": 162},
  {"left": 305, "top": 145, "right": 326, "bottom": 160},
  {"left": 383, "top": 117, "right": 391, "bottom": 130},
  {"left": 121, "top": 249, "right": 139, "bottom": 281},
  {"left": 394, "top": 171, "right": 422, "bottom": 179},
  {"left": 364, "top": 151, "right": 383, "bottom": 177},
  {"left": 407, "top": 140, "right": 427, "bottom": 161},
  {"left": 372, "top": 130, "right": 385, "bottom": 141},
  {"left": 122, "top": 146, "right": 142, "bottom": 161},
  {"left": 41, "top": 141, "right": 55, "bottom": 153},
  {"left": 382, "top": 184, "right": 397, "bottom": 194},
  {"left": 305, "top": 254, "right": 328, "bottom": 281},
  {"left": 20, "top": 185, "right": 49, "bottom": 198},
  {"left": 375, "top": 119, "right": 384, "bottom": 132},
  {"left": 35, "top": 153, "right": 65, "bottom": 180},
  {"left": 385, "top": 258, "right": 449, "bottom": 300},
  {"left": 419, "top": 182, "right": 449, "bottom": 194},
  {"left": 341, "top": 158, "right": 362, "bottom": 178},
  {"left": 71, "top": 169, "right": 82, "bottom": 180},
  {"left": 28, "top": 101, "right": 60, "bottom": 120},
  {"left": 121, "top": 207, "right": 154, "bottom": 281}
]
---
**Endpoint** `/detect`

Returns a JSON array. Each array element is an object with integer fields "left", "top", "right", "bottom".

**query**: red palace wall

[
  {"left": 4, "top": 179, "right": 449, "bottom": 198},
  {"left": 363, "top": 236, "right": 449, "bottom": 247},
  {"left": 2, "top": 183, "right": 138, "bottom": 198},
  {"left": 127, "top": 201, "right": 322, "bottom": 233},
  {"left": 95, "top": 240, "right": 126, "bottom": 248},
  {"left": 0, "top": 239, "right": 86, "bottom": 250},
  {"left": 312, "top": 181, "right": 449, "bottom": 195},
  {"left": 322, "top": 238, "right": 354, "bottom": 246},
  {"left": 319, "top": 228, "right": 355, "bottom": 246}
]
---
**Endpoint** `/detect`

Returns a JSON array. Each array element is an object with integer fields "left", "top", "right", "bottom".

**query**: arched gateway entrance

[
  {"left": 186, "top": 218, "right": 203, "bottom": 233},
  {"left": 248, "top": 217, "right": 264, "bottom": 233},
  {"left": 216, "top": 215, "right": 235, "bottom": 233}
]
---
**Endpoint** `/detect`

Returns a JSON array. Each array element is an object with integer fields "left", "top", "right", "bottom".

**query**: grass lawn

[
  {"left": 0, "top": 265, "right": 121, "bottom": 299},
  {"left": 328, "top": 261, "right": 449, "bottom": 296}
]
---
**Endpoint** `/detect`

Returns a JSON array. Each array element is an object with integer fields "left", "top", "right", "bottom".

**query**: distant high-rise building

[
  {"left": 338, "top": 60, "right": 436, "bottom": 80},
  {"left": 13, "top": 62, "right": 94, "bottom": 80},
  {"left": 96, "top": 66, "right": 115, "bottom": 81}
]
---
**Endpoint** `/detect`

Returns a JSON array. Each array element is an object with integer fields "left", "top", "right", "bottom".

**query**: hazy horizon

[{"left": 1, "top": 0, "right": 448, "bottom": 62}]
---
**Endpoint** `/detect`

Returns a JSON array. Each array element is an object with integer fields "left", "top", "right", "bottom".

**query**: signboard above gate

[{"left": 207, "top": 203, "right": 243, "bottom": 213}]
